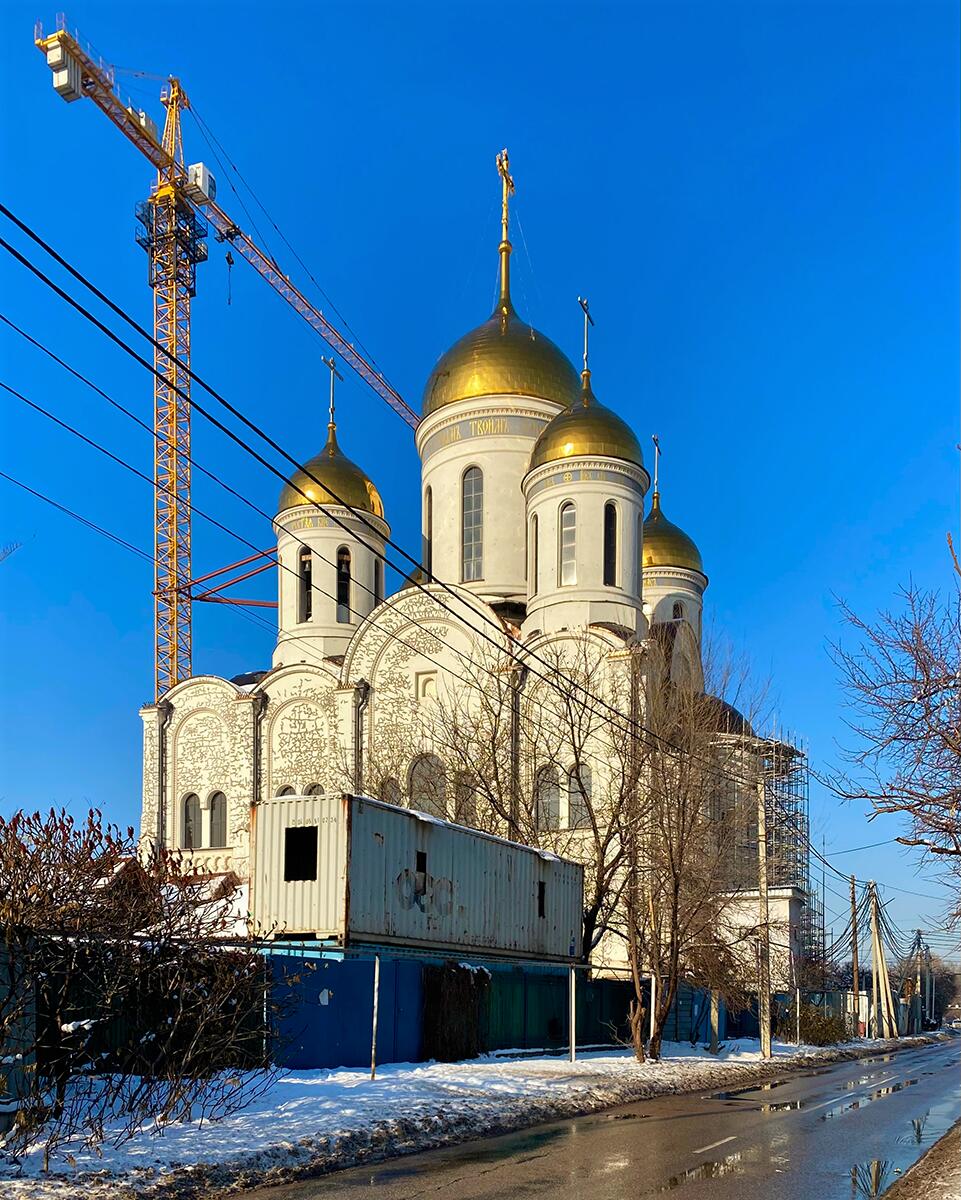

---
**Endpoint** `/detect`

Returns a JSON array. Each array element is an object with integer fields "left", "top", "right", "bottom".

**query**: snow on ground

[{"left": 1, "top": 1036, "right": 933, "bottom": 1199}]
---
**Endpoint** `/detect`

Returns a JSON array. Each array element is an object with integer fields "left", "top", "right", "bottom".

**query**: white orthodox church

[{"left": 139, "top": 157, "right": 808, "bottom": 977}]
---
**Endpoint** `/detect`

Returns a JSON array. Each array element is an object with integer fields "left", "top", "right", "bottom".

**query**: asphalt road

[{"left": 245, "top": 1039, "right": 960, "bottom": 1200}]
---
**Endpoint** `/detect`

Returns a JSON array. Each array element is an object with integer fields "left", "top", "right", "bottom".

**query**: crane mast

[{"left": 34, "top": 16, "right": 417, "bottom": 701}]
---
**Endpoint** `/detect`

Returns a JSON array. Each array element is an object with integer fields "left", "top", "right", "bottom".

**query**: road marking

[{"left": 693, "top": 1136, "right": 737, "bottom": 1154}]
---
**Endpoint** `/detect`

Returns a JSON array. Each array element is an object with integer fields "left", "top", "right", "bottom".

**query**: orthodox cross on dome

[
  {"left": 495, "top": 148, "right": 515, "bottom": 310},
  {"left": 322, "top": 354, "right": 344, "bottom": 432},
  {"left": 577, "top": 295, "right": 594, "bottom": 373},
  {"left": 652, "top": 433, "right": 662, "bottom": 495}
]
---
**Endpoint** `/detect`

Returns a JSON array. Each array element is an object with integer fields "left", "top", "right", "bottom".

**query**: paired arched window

[
  {"left": 298, "top": 547, "right": 312, "bottom": 623},
  {"left": 673, "top": 601, "right": 684, "bottom": 620},
  {"left": 559, "top": 503, "right": 577, "bottom": 586},
  {"left": 182, "top": 793, "right": 200, "bottom": 850},
  {"left": 454, "top": 772, "right": 478, "bottom": 827},
  {"left": 409, "top": 754, "right": 448, "bottom": 818},
  {"left": 276, "top": 785, "right": 295, "bottom": 798},
  {"left": 304, "top": 782, "right": 325, "bottom": 796},
  {"left": 603, "top": 502, "right": 617, "bottom": 587},
  {"left": 424, "top": 486, "right": 433, "bottom": 579},
  {"left": 461, "top": 467, "right": 483, "bottom": 582},
  {"left": 530, "top": 514, "right": 539, "bottom": 595},
  {"left": 534, "top": 765, "right": 560, "bottom": 832},
  {"left": 374, "top": 558, "right": 384, "bottom": 606},
  {"left": 209, "top": 791, "right": 227, "bottom": 848},
  {"left": 336, "top": 546, "right": 351, "bottom": 623},
  {"left": 567, "top": 764, "right": 592, "bottom": 830}
]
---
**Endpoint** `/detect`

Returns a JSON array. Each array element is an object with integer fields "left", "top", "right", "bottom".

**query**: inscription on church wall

[{"left": 421, "top": 415, "right": 546, "bottom": 461}]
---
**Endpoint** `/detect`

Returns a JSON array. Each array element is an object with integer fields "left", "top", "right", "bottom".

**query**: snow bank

[{"left": 1, "top": 1035, "right": 935, "bottom": 1199}]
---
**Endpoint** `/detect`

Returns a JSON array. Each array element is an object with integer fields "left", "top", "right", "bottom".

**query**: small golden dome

[
  {"left": 642, "top": 492, "right": 703, "bottom": 573},
  {"left": 528, "top": 370, "right": 644, "bottom": 471},
  {"left": 278, "top": 423, "right": 385, "bottom": 518}
]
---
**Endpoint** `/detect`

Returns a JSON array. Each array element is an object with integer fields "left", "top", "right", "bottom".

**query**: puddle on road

[
  {"left": 820, "top": 1078, "right": 920, "bottom": 1121},
  {"left": 849, "top": 1159, "right": 896, "bottom": 1198},
  {"left": 656, "top": 1151, "right": 744, "bottom": 1190}
]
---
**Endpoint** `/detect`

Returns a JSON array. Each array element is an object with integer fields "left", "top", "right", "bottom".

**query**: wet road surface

[{"left": 245, "top": 1038, "right": 960, "bottom": 1200}]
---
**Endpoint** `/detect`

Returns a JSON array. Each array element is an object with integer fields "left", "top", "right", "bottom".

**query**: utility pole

[
  {"left": 756, "top": 771, "right": 772, "bottom": 1059},
  {"left": 925, "top": 946, "right": 934, "bottom": 1024},
  {"left": 850, "top": 875, "right": 860, "bottom": 1035},
  {"left": 868, "top": 881, "right": 898, "bottom": 1039}
]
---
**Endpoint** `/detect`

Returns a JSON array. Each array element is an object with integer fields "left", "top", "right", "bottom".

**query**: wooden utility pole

[
  {"left": 850, "top": 875, "right": 860, "bottom": 1035},
  {"left": 756, "top": 773, "right": 772, "bottom": 1059}
]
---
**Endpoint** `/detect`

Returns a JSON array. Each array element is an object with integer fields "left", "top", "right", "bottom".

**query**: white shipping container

[{"left": 252, "top": 794, "right": 583, "bottom": 961}]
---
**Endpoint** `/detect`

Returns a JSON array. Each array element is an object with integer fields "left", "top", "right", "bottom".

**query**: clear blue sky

[{"left": 0, "top": 1, "right": 957, "bottom": 948}]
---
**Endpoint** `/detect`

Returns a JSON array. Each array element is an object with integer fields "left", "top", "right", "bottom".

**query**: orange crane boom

[{"left": 34, "top": 17, "right": 417, "bottom": 700}]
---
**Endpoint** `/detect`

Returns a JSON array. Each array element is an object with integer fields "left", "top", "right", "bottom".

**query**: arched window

[
  {"left": 454, "top": 772, "right": 478, "bottom": 827},
  {"left": 209, "top": 792, "right": 227, "bottom": 848},
  {"left": 182, "top": 793, "right": 200, "bottom": 849},
  {"left": 530, "top": 514, "right": 539, "bottom": 595},
  {"left": 461, "top": 467, "right": 483, "bottom": 582},
  {"left": 559, "top": 503, "right": 576, "bottom": 586},
  {"left": 336, "top": 546, "right": 351, "bottom": 623},
  {"left": 424, "top": 486, "right": 433, "bottom": 579},
  {"left": 379, "top": 776, "right": 402, "bottom": 806},
  {"left": 304, "top": 782, "right": 325, "bottom": 796},
  {"left": 298, "top": 547, "right": 312, "bottom": 623},
  {"left": 567, "top": 764, "right": 592, "bottom": 830},
  {"left": 276, "top": 785, "right": 295, "bottom": 798},
  {"left": 534, "top": 766, "right": 560, "bottom": 832},
  {"left": 374, "top": 558, "right": 384, "bottom": 606},
  {"left": 673, "top": 601, "right": 684, "bottom": 620},
  {"left": 603, "top": 502, "right": 617, "bottom": 587},
  {"left": 409, "top": 754, "right": 447, "bottom": 819}
]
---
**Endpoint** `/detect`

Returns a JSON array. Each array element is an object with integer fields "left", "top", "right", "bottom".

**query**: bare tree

[
  {"left": 831, "top": 571, "right": 961, "bottom": 918},
  {"left": 0, "top": 809, "right": 278, "bottom": 1169}
]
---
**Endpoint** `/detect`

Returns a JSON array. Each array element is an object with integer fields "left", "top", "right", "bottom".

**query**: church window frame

[
  {"left": 181, "top": 793, "right": 200, "bottom": 850},
  {"left": 208, "top": 791, "right": 227, "bottom": 848},
  {"left": 276, "top": 785, "right": 296, "bottom": 798},
  {"left": 558, "top": 502, "right": 577, "bottom": 587},
  {"left": 673, "top": 600, "right": 685, "bottom": 620},
  {"left": 424, "top": 485, "right": 433, "bottom": 579},
  {"left": 603, "top": 501, "right": 618, "bottom": 587},
  {"left": 304, "top": 782, "right": 325, "bottom": 796},
  {"left": 567, "top": 763, "right": 592, "bottom": 830},
  {"left": 409, "top": 753, "right": 448, "bottom": 819},
  {"left": 336, "top": 545, "right": 352, "bottom": 623},
  {"left": 530, "top": 514, "right": 539, "bottom": 595},
  {"left": 461, "top": 466, "right": 484, "bottom": 582},
  {"left": 298, "top": 547, "right": 312, "bottom": 623},
  {"left": 534, "top": 764, "right": 560, "bottom": 832},
  {"left": 374, "top": 558, "right": 384, "bottom": 607}
]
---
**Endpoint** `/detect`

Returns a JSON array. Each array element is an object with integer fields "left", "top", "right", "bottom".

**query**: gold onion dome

[
  {"left": 422, "top": 149, "right": 580, "bottom": 417},
  {"left": 529, "top": 369, "right": 644, "bottom": 471},
  {"left": 642, "top": 491, "right": 703, "bottom": 574},
  {"left": 278, "top": 422, "right": 385, "bottom": 518}
]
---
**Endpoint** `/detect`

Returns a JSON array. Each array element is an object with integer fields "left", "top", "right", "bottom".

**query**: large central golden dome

[
  {"left": 529, "top": 370, "right": 644, "bottom": 470},
  {"left": 278, "top": 423, "right": 385, "bottom": 518},
  {"left": 642, "top": 492, "right": 703, "bottom": 574},
  {"left": 422, "top": 297, "right": 580, "bottom": 417}
]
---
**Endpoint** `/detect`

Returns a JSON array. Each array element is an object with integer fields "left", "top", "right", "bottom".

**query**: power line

[{"left": 0, "top": 207, "right": 935, "bottom": 906}]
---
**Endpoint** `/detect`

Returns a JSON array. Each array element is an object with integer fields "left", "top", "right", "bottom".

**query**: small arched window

[
  {"left": 298, "top": 547, "right": 312, "bottom": 623},
  {"left": 182, "top": 793, "right": 200, "bottom": 850},
  {"left": 673, "top": 601, "right": 684, "bottom": 620},
  {"left": 530, "top": 514, "right": 539, "bottom": 595},
  {"left": 374, "top": 558, "right": 384, "bottom": 607},
  {"left": 567, "top": 764, "right": 592, "bottom": 830},
  {"left": 559, "top": 503, "right": 576, "bottom": 586},
  {"left": 424, "top": 486, "right": 433, "bottom": 579},
  {"left": 534, "top": 766, "right": 560, "bottom": 832},
  {"left": 603, "top": 502, "right": 618, "bottom": 587},
  {"left": 379, "top": 776, "right": 402, "bottom": 806},
  {"left": 336, "top": 546, "right": 351, "bottom": 623},
  {"left": 304, "top": 782, "right": 325, "bottom": 796},
  {"left": 276, "top": 785, "right": 295, "bottom": 798},
  {"left": 461, "top": 467, "right": 483, "bottom": 582},
  {"left": 454, "top": 772, "right": 478, "bottom": 827},
  {"left": 409, "top": 754, "right": 447, "bottom": 819},
  {"left": 209, "top": 792, "right": 227, "bottom": 848}
]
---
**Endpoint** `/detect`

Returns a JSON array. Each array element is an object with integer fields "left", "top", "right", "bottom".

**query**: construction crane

[{"left": 34, "top": 16, "right": 418, "bottom": 700}]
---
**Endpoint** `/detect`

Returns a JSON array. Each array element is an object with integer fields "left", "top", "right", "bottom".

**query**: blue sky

[{"left": 0, "top": 1, "right": 957, "bottom": 948}]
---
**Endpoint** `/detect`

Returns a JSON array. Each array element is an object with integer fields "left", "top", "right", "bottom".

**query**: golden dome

[
  {"left": 642, "top": 492, "right": 703, "bottom": 574},
  {"left": 528, "top": 370, "right": 644, "bottom": 471},
  {"left": 278, "top": 423, "right": 385, "bottom": 518}
]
